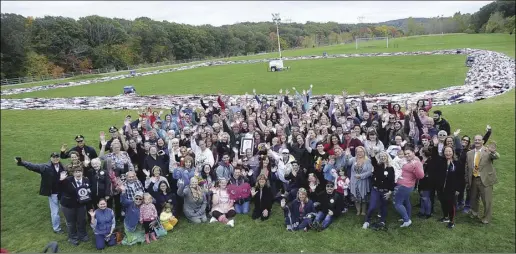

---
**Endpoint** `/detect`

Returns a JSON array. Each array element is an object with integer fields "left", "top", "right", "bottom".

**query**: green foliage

[
  {"left": 24, "top": 51, "right": 49, "bottom": 77},
  {"left": 0, "top": 1, "right": 514, "bottom": 79},
  {"left": 485, "top": 12, "right": 506, "bottom": 33}
]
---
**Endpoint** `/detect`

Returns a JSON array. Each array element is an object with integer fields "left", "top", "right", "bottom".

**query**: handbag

[{"left": 153, "top": 220, "right": 167, "bottom": 238}]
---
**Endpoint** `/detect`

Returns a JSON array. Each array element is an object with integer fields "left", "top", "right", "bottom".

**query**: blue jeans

[
  {"left": 48, "top": 194, "right": 62, "bottom": 232},
  {"left": 420, "top": 191, "right": 432, "bottom": 215},
  {"left": 234, "top": 201, "right": 250, "bottom": 214},
  {"left": 394, "top": 185, "right": 414, "bottom": 222},
  {"left": 95, "top": 234, "right": 116, "bottom": 250},
  {"left": 314, "top": 211, "right": 333, "bottom": 229},
  {"left": 365, "top": 188, "right": 388, "bottom": 223}
]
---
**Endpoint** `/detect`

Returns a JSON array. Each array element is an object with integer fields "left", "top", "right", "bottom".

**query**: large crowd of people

[{"left": 16, "top": 86, "right": 501, "bottom": 249}]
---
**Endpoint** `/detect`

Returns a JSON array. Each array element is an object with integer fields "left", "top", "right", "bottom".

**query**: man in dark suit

[
  {"left": 60, "top": 135, "right": 98, "bottom": 162},
  {"left": 16, "top": 152, "right": 66, "bottom": 234},
  {"left": 465, "top": 136, "right": 500, "bottom": 224},
  {"left": 59, "top": 165, "right": 91, "bottom": 246}
]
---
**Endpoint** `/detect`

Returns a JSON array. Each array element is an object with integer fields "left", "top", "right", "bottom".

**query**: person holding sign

[{"left": 58, "top": 165, "right": 91, "bottom": 246}]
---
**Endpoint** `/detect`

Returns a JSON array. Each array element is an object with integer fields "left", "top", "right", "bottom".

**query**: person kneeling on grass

[
  {"left": 312, "top": 182, "right": 344, "bottom": 231},
  {"left": 119, "top": 186, "right": 145, "bottom": 246},
  {"left": 209, "top": 178, "right": 236, "bottom": 227},
  {"left": 281, "top": 188, "right": 316, "bottom": 232},
  {"left": 251, "top": 174, "right": 274, "bottom": 221},
  {"left": 88, "top": 199, "right": 116, "bottom": 250}
]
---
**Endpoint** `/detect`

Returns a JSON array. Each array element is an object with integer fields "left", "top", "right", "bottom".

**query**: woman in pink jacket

[{"left": 393, "top": 146, "right": 424, "bottom": 228}]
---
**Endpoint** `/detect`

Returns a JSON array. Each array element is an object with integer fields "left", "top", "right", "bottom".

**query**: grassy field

[
  {"left": 3, "top": 54, "right": 468, "bottom": 99},
  {"left": 1, "top": 91, "right": 514, "bottom": 253},
  {"left": 1, "top": 33, "right": 513, "bottom": 92},
  {"left": 229, "top": 33, "right": 516, "bottom": 60},
  {"left": 0, "top": 62, "right": 200, "bottom": 91},
  {"left": 0, "top": 33, "right": 515, "bottom": 253}
]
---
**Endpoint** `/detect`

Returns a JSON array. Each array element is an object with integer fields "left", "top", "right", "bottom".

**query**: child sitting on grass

[{"left": 160, "top": 203, "right": 178, "bottom": 231}]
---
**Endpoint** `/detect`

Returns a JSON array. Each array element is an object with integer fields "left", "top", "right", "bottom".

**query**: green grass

[
  {"left": 2, "top": 33, "right": 513, "bottom": 92},
  {"left": 1, "top": 91, "right": 514, "bottom": 253},
  {"left": 3, "top": 54, "right": 469, "bottom": 99},
  {"left": 1, "top": 33, "right": 515, "bottom": 252},
  {"left": 229, "top": 33, "right": 515, "bottom": 60},
  {"left": 0, "top": 62, "right": 200, "bottom": 91}
]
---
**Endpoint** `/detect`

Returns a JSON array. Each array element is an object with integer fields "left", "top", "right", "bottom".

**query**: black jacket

[
  {"left": 315, "top": 192, "right": 344, "bottom": 217},
  {"left": 370, "top": 157, "right": 396, "bottom": 191},
  {"left": 60, "top": 145, "right": 98, "bottom": 162},
  {"left": 252, "top": 185, "right": 273, "bottom": 212},
  {"left": 431, "top": 146, "right": 460, "bottom": 194},
  {"left": 59, "top": 176, "right": 91, "bottom": 208},
  {"left": 143, "top": 154, "right": 170, "bottom": 176},
  {"left": 86, "top": 166, "right": 112, "bottom": 198},
  {"left": 285, "top": 170, "right": 307, "bottom": 191},
  {"left": 434, "top": 118, "right": 451, "bottom": 135},
  {"left": 19, "top": 160, "right": 66, "bottom": 196},
  {"left": 417, "top": 157, "right": 436, "bottom": 191}
]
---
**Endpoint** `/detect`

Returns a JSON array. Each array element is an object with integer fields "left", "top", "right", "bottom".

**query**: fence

[{"left": 0, "top": 57, "right": 217, "bottom": 86}]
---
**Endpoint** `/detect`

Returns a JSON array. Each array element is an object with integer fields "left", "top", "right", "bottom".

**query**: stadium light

[{"left": 272, "top": 13, "right": 282, "bottom": 59}]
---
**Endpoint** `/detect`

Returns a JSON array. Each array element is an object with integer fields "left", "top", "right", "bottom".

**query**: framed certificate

[{"left": 240, "top": 137, "right": 254, "bottom": 156}]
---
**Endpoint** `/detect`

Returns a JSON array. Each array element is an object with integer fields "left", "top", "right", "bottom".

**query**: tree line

[{"left": 1, "top": 0, "right": 514, "bottom": 79}]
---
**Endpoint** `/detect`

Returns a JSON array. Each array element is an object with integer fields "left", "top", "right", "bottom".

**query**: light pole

[
  {"left": 439, "top": 15, "right": 444, "bottom": 35},
  {"left": 357, "top": 16, "right": 365, "bottom": 37},
  {"left": 272, "top": 13, "right": 282, "bottom": 59}
]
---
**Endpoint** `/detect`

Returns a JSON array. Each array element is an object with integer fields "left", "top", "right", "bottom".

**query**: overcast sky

[{"left": 1, "top": 1, "right": 493, "bottom": 26}]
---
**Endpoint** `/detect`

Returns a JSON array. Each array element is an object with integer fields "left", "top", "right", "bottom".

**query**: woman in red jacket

[{"left": 387, "top": 102, "right": 405, "bottom": 120}]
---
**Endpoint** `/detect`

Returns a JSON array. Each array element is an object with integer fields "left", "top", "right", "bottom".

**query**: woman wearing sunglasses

[{"left": 118, "top": 186, "right": 145, "bottom": 245}]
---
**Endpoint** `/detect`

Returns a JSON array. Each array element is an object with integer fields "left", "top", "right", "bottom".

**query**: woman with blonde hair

[
  {"left": 281, "top": 188, "right": 315, "bottom": 232},
  {"left": 177, "top": 176, "right": 208, "bottom": 223},
  {"left": 362, "top": 151, "right": 395, "bottom": 230},
  {"left": 346, "top": 146, "right": 373, "bottom": 216}
]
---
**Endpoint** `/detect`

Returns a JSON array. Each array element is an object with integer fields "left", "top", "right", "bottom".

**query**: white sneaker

[
  {"left": 400, "top": 220, "right": 412, "bottom": 228},
  {"left": 209, "top": 217, "right": 217, "bottom": 223},
  {"left": 227, "top": 219, "right": 235, "bottom": 227},
  {"left": 362, "top": 222, "right": 369, "bottom": 229},
  {"left": 286, "top": 225, "right": 293, "bottom": 231}
]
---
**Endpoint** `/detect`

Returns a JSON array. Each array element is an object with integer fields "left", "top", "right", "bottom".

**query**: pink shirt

[
  {"left": 139, "top": 203, "right": 157, "bottom": 222},
  {"left": 396, "top": 157, "right": 424, "bottom": 188}
]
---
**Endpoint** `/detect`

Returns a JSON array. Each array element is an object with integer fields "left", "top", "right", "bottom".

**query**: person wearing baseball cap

[
  {"left": 61, "top": 135, "right": 98, "bottom": 162},
  {"left": 59, "top": 164, "right": 91, "bottom": 245},
  {"left": 99, "top": 126, "right": 127, "bottom": 152},
  {"left": 120, "top": 186, "right": 146, "bottom": 245},
  {"left": 15, "top": 152, "right": 67, "bottom": 234}
]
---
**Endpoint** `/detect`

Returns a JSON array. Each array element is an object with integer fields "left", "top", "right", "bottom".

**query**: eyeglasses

[
  {"left": 134, "top": 198, "right": 143, "bottom": 200},
  {"left": 76, "top": 140, "right": 84, "bottom": 143},
  {"left": 438, "top": 134, "right": 447, "bottom": 137}
]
